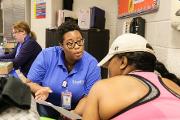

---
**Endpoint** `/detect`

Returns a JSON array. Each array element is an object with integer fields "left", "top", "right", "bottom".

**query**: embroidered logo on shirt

[
  {"left": 114, "top": 46, "right": 119, "bottom": 51},
  {"left": 72, "top": 80, "right": 84, "bottom": 85}
]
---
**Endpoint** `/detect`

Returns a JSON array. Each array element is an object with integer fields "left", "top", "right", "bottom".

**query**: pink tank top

[{"left": 112, "top": 72, "right": 180, "bottom": 120}]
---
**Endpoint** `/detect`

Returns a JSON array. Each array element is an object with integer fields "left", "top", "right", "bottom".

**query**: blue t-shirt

[{"left": 27, "top": 46, "right": 101, "bottom": 108}]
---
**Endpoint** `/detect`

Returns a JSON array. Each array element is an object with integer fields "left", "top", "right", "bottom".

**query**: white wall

[
  {"left": 116, "top": 0, "right": 180, "bottom": 77},
  {"left": 31, "top": 0, "right": 62, "bottom": 48},
  {"left": 25, "top": 0, "right": 31, "bottom": 25},
  {"left": 31, "top": 0, "right": 180, "bottom": 77},
  {"left": 73, "top": 0, "right": 118, "bottom": 45},
  {"left": 73, "top": 0, "right": 180, "bottom": 77},
  {"left": 31, "top": 0, "right": 118, "bottom": 48}
]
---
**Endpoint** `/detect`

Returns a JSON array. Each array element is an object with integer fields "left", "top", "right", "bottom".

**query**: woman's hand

[
  {"left": 74, "top": 96, "right": 87, "bottom": 116},
  {"left": 35, "top": 87, "right": 52, "bottom": 101},
  {"left": 61, "top": 110, "right": 77, "bottom": 120}
]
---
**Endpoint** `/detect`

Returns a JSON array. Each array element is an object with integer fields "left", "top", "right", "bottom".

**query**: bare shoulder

[
  {"left": 106, "top": 75, "right": 149, "bottom": 88},
  {"left": 90, "top": 76, "right": 130, "bottom": 91},
  {"left": 92, "top": 75, "right": 149, "bottom": 97},
  {"left": 94, "top": 75, "right": 149, "bottom": 88},
  {"left": 89, "top": 75, "right": 149, "bottom": 120},
  {"left": 89, "top": 78, "right": 109, "bottom": 92},
  {"left": 161, "top": 78, "right": 180, "bottom": 94}
]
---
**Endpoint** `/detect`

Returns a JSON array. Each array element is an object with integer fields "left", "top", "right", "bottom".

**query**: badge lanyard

[{"left": 61, "top": 80, "right": 72, "bottom": 110}]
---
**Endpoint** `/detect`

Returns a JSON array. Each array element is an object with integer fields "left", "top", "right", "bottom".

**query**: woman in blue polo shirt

[{"left": 27, "top": 20, "right": 101, "bottom": 119}]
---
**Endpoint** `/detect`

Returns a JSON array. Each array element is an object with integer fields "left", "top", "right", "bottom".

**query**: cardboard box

[
  {"left": 78, "top": 8, "right": 91, "bottom": 29},
  {"left": 4, "top": 42, "right": 16, "bottom": 49},
  {"left": 0, "top": 62, "right": 13, "bottom": 75}
]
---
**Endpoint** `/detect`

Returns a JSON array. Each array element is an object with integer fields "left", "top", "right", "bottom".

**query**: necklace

[
  {"left": 66, "top": 64, "right": 74, "bottom": 72},
  {"left": 67, "top": 64, "right": 73, "bottom": 69},
  {"left": 65, "top": 60, "right": 74, "bottom": 72}
]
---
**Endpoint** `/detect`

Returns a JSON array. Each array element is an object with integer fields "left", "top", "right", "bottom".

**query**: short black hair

[{"left": 57, "top": 20, "right": 81, "bottom": 44}]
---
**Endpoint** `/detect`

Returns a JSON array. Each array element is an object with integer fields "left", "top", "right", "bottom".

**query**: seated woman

[
  {"left": 0, "top": 21, "right": 42, "bottom": 77},
  {"left": 26, "top": 20, "right": 101, "bottom": 119},
  {"left": 83, "top": 33, "right": 180, "bottom": 120}
]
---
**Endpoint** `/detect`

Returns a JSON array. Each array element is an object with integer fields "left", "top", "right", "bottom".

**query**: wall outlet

[{"left": 122, "top": 21, "right": 130, "bottom": 34}]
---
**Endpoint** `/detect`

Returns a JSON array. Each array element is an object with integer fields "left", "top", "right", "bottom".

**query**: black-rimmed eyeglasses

[
  {"left": 11, "top": 31, "right": 23, "bottom": 35},
  {"left": 65, "top": 38, "right": 84, "bottom": 49}
]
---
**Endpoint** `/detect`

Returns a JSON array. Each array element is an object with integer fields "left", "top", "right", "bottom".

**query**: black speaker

[
  {"left": 81, "top": 29, "right": 109, "bottom": 79},
  {"left": 130, "top": 17, "right": 145, "bottom": 37},
  {"left": 45, "top": 28, "right": 110, "bottom": 78},
  {"left": 63, "top": 0, "right": 73, "bottom": 11},
  {"left": 90, "top": 7, "right": 105, "bottom": 29},
  {"left": 46, "top": 29, "right": 60, "bottom": 48}
]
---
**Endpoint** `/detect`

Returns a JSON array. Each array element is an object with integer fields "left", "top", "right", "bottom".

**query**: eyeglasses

[
  {"left": 12, "top": 31, "right": 22, "bottom": 35},
  {"left": 65, "top": 38, "right": 84, "bottom": 49}
]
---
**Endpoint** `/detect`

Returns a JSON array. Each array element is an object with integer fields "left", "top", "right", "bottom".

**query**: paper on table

[
  {"left": 15, "top": 69, "right": 28, "bottom": 83},
  {"left": 36, "top": 100, "right": 82, "bottom": 119}
]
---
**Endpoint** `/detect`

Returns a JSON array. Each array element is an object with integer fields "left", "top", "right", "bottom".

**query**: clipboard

[{"left": 36, "top": 100, "right": 82, "bottom": 120}]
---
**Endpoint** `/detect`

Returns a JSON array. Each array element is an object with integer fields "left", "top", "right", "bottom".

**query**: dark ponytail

[{"left": 155, "top": 61, "right": 180, "bottom": 86}]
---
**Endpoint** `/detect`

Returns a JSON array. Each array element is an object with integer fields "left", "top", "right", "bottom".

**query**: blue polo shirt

[{"left": 27, "top": 46, "right": 101, "bottom": 108}]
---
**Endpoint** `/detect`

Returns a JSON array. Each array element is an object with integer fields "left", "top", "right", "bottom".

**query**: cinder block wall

[
  {"left": 74, "top": 0, "right": 180, "bottom": 77},
  {"left": 116, "top": 0, "right": 180, "bottom": 77},
  {"left": 73, "top": 0, "right": 118, "bottom": 45}
]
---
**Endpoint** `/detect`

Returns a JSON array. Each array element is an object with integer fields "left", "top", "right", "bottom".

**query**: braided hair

[{"left": 117, "top": 43, "right": 180, "bottom": 86}]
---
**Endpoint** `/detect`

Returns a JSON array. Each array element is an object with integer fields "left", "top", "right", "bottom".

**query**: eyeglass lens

[{"left": 66, "top": 39, "right": 84, "bottom": 49}]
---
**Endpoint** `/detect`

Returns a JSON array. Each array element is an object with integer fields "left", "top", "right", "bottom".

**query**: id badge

[{"left": 61, "top": 90, "right": 72, "bottom": 109}]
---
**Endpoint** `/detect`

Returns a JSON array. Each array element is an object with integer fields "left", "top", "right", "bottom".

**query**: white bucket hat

[{"left": 98, "top": 33, "right": 155, "bottom": 67}]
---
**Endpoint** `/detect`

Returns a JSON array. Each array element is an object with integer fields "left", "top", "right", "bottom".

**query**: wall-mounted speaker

[
  {"left": 63, "top": 0, "right": 73, "bottom": 11},
  {"left": 130, "top": 17, "right": 145, "bottom": 37},
  {"left": 81, "top": 29, "right": 109, "bottom": 79}
]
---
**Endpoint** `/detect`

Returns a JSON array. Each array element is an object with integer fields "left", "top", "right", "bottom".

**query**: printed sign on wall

[
  {"left": 118, "top": 0, "right": 159, "bottom": 18},
  {"left": 33, "top": 0, "right": 46, "bottom": 19}
]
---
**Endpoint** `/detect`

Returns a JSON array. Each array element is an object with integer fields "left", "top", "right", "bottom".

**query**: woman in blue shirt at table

[
  {"left": 26, "top": 20, "right": 101, "bottom": 119},
  {"left": 0, "top": 21, "right": 42, "bottom": 77}
]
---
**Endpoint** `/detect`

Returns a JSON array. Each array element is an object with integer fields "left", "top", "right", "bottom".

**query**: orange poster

[{"left": 118, "top": 0, "right": 159, "bottom": 18}]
